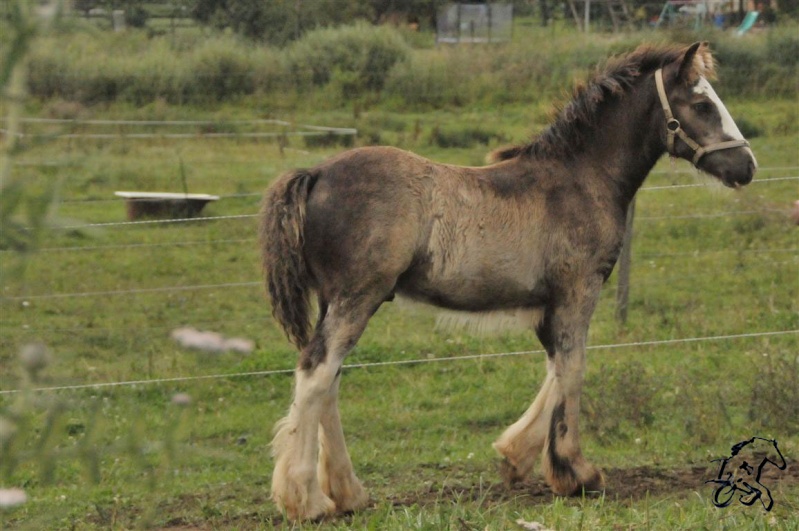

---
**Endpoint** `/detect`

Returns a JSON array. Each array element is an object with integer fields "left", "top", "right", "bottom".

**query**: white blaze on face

[
  {"left": 694, "top": 77, "right": 742, "bottom": 139},
  {"left": 694, "top": 77, "right": 758, "bottom": 166}
]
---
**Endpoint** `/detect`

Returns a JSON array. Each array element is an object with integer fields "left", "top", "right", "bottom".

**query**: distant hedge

[
  {"left": 284, "top": 22, "right": 410, "bottom": 91},
  {"left": 24, "top": 22, "right": 799, "bottom": 108}
]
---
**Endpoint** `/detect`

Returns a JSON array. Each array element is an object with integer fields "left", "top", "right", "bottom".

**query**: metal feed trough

[{"left": 114, "top": 191, "right": 220, "bottom": 220}]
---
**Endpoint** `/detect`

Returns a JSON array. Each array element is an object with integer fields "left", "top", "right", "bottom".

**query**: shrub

[
  {"left": 385, "top": 51, "right": 467, "bottom": 108},
  {"left": 190, "top": 39, "right": 256, "bottom": 102},
  {"left": 765, "top": 27, "right": 799, "bottom": 67},
  {"left": 27, "top": 31, "right": 286, "bottom": 105},
  {"left": 713, "top": 30, "right": 798, "bottom": 98},
  {"left": 284, "top": 22, "right": 409, "bottom": 92},
  {"left": 23, "top": 22, "right": 799, "bottom": 108}
]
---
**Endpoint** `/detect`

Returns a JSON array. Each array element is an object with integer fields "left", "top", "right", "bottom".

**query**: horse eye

[{"left": 693, "top": 101, "right": 714, "bottom": 114}]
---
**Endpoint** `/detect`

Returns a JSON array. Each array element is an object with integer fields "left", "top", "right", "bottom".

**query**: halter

[{"left": 654, "top": 69, "right": 749, "bottom": 166}]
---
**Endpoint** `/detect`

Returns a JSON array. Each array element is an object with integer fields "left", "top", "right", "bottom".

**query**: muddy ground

[
  {"left": 156, "top": 458, "right": 798, "bottom": 529},
  {"left": 390, "top": 458, "right": 799, "bottom": 508}
]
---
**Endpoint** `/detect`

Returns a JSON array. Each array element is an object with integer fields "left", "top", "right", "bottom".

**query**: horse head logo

[{"left": 707, "top": 437, "right": 787, "bottom": 511}]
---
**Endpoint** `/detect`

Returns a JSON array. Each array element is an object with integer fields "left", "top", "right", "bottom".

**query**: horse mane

[{"left": 488, "top": 43, "right": 716, "bottom": 162}]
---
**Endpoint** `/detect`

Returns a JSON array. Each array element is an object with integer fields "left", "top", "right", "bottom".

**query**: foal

[{"left": 260, "top": 42, "right": 756, "bottom": 520}]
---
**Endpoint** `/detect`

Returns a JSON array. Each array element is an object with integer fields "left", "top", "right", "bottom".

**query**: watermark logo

[{"left": 707, "top": 437, "right": 786, "bottom": 511}]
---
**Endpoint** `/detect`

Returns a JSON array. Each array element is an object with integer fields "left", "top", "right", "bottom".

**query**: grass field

[
  {"left": 1, "top": 93, "right": 797, "bottom": 529},
  {"left": 1, "top": 11, "right": 798, "bottom": 526}
]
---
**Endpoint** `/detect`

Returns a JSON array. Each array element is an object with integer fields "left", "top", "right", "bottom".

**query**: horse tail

[{"left": 259, "top": 169, "right": 319, "bottom": 350}]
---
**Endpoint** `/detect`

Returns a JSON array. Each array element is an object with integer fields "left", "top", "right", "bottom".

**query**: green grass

[{"left": 1, "top": 94, "right": 798, "bottom": 529}]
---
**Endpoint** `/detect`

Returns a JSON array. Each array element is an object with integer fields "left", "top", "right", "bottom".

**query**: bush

[
  {"left": 27, "top": 31, "right": 286, "bottom": 105},
  {"left": 713, "top": 29, "right": 798, "bottom": 98},
  {"left": 384, "top": 51, "right": 467, "bottom": 108},
  {"left": 23, "top": 22, "right": 799, "bottom": 108},
  {"left": 766, "top": 27, "right": 799, "bottom": 67},
  {"left": 191, "top": 40, "right": 255, "bottom": 101},
  {"left": 284, "top": 22, "right": 409, "bottom": 92}
]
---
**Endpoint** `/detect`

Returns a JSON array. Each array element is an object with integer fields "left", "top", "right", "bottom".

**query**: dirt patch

[
  {"left": 387, "top": 459, "right": 799, "bottom": 509},
  {"left": 158, "top": 460, "right": 798, "bottom": 529}
]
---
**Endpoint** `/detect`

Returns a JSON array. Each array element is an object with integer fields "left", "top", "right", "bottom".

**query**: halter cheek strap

[{"left": 655, "top": 69, "right": 749, "bottom": 166}]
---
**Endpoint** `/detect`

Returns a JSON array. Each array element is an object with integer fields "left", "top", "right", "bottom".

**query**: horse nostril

[{"left": 741, "top": 159, "right": 756, "bottom": 185}]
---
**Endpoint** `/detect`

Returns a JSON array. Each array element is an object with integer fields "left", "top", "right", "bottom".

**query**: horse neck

[{"left": 574, "top": 80, "right": 665, "bottom": 206}]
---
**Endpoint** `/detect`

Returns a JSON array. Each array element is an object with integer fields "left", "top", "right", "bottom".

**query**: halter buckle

[{"left": 655, "top": 68, "right": 748, "bottom": 165}]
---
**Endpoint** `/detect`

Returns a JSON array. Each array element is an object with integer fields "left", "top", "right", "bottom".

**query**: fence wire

[{"left": 1, "top": 329, "right": 795, "bottom": 396}]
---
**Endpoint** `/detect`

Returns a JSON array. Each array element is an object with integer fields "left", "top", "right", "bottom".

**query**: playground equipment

[
  {"left": 655, "top": 0, "right": 758, "bottom": 31},
  {"left": 736, "top": 10, "right": 760, "bottom": 34},
  {"left": 655, "top": 0, "right": 709, "bottom": 29},
  {"left": 566, "top": 0, "right": 633, "bottom": 32}
]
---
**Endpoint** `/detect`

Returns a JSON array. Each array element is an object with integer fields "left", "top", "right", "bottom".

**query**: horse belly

[{"left": 397, "top": 253, "right": 548, "bottom": 312}]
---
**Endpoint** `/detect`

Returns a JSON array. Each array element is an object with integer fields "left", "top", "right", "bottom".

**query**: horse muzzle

[{"left": 701, "top": 146, "right": 757, "bottom": 189}]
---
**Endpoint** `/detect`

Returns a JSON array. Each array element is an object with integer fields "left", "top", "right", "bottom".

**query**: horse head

[{"left": 657, "top": 42, "right": 757, "bottom": 188}]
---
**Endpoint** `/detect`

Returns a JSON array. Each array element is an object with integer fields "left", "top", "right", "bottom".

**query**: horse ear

[{"left": 676, "top": 42, "right": 703, "bottom": 84}]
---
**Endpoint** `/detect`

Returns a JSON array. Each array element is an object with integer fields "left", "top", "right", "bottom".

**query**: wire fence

[
  {"left": 0, "top": 117, "right": 358, "bottom": 140},
  {"left": 20, "top": 174, "right": 791, "bottom": 232},
  {"left": 2, "top": 171, "right": 796, "bottom": 301},
  {"left": 2, "top": 124, "right": 796, "bottom": 405},
  {"left": 2, "top": 329, "right": 795, "bottom": 396}
]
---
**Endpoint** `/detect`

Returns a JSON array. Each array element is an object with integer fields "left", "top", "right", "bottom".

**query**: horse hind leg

[
  {"left": 271, "top": 349, "right": 336, "bottom": 520},
  {"left": 270, "top": 298, "right": 377, "bottom": 520},
  {"left": 318, "top": 374, "right": 368, "bottom": 513}
]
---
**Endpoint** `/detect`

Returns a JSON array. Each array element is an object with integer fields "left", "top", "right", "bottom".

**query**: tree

[
  {"left": 192, "top": 0, "right": 302, "bottom": 43},
  {"left": 190, "top": 0, "right": 453, "bottom": 45}
]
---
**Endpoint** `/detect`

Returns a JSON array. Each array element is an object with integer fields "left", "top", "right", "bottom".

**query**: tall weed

[
  {"left": 749, "top": 351, "right": 799, "bottom": 434},
  {"left": 712, "top": 27, "right": 798, "bottom": 97},
  {"left": 582, "top": 360, "right": 657, "bottom": 444}
]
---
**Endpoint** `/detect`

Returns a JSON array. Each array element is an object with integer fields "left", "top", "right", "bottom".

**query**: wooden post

[
  {"left": 488, "top": 3, "right": 492, "bottom": 43},
  {"left": 615, "top": 196, "right": 636, "bottom": 324},
  {"left": 584, "top": 0, "right": 591, "bottom": 33},
  {"left": 456, "top": 3, "right": 462, "bottom": 43}
]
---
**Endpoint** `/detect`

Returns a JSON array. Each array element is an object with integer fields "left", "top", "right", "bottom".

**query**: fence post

[
  {"left": 488, "top": 3, "right": 493, "bottom": 42},
  {"left": 615, "top": 196, "right": 636, "bottom": 324}
]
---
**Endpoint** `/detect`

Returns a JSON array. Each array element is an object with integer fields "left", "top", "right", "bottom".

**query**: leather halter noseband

[{"left": 655, "top": 69, "right": 749, "bottom": 166}]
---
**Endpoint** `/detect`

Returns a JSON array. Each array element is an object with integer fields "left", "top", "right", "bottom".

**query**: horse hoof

[
  {"left": 547, "top": 463, "right": 605, "bottom": 497},
  {"left": 498, "top": 457, "right": 526, "bottom": 487},
  {"left": 273, "top": 489, "right": 335, "bottom": 522},
  {"left": 328, "top": 479, "right": 369, "bottom": 513},
  {"left": 571, "top": 469, "right": 605, "bottom": 496}
]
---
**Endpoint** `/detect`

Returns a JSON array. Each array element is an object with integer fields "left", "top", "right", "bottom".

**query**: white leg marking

[
  {"left": 318, "top": 377, "right": 368, "bottom": 512},
  {"left": 271, "top": 366, "right": 337, "bottom": 520},
  {"left": 494, "top": 359, "right": 558, "bottom": 480}
]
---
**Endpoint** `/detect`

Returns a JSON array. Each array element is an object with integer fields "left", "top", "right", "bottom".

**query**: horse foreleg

[
  {"left": 318, "top": 374, "right": 369, "bottom": 513},
  {"left": 497, "top": 278, "right": 605, "bottom": 495},
  {"left": 493, "top": 359, "right": 556, "bottom": 484},
  {"left": 540, "top": 346, "right": 604, "bottom": 496}
]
